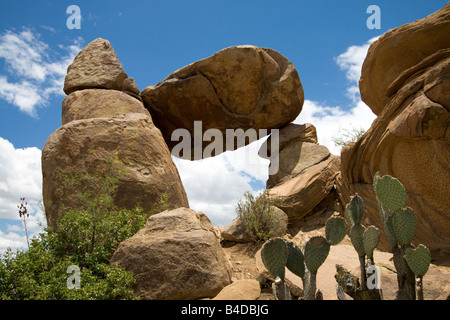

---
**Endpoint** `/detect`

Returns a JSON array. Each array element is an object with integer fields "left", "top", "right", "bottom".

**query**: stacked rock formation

[
  {"left": 259, "top": 123, "right": 341, "bottom": 224},
  {"left": 42, "top": 38, "right": 189, "bottom": 229},
  {"left": 337, "top": 3, "right": 450, "bottom": 255}
]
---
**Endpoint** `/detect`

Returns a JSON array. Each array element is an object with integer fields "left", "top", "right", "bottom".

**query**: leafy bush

[
  {"left": 236, "top": 190, "right": 281, "bottom": 242},
  {"left": 0, "top": 168, "right": 154, "bottom": 300}
]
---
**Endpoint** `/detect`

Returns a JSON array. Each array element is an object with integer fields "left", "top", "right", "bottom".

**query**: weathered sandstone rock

[
  {"left": 212, "top": 279, "right": 261, "bottom": 300},
  {"left": 63, "top": 38, "right": 128, "bottom": 95},
  {"left": 269, "top": 156, "right": 340, "bottom": 220},
  {"left": 258, "top": 123, "right": 318, "bottom": 160},
  {"left": 338, "top": 4, "right": 450, "bottom": 256},
  {"left": 62, "top": 89, "right": 150, "bottom": 124},
  {"left": 111, "top": 208, "right": 231, "bottom": 300},
  {"left": 359, "top": 3, "right": 450, "bottom": 115},
  {"left": 42, "top": 113, "right": 189, "bottom": 229},
  {"left": 141, "top": 45, "right": 304, "bottom": 159},
  {"left": 260, "top": 123, "right": 340, "bottom": 224}
]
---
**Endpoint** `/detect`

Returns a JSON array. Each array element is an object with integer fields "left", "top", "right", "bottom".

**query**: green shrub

[
  {"left": 0, "top": 168, "right": 152, "bottom": 300},
  {"left": 236, "top": 190, "right": 281, "bottom": 242}
]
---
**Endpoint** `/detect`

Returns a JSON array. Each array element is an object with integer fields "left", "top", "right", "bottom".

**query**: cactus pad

[
  {"left": 393, "top": 207, "right": 416, "bottom": 246},
  {"left": 346, "top": 194, "right": 365, "bottom": 226},
  {"left": 350, "top": 223, "right": 366, "bottom": 257},
  {"left": 374, "top": 175, "right": 407, "bottom": 212},
  {"left": 363, "top": 225, "right": 380, "bottom": 260},
  {"left": 325, "top": 216, "right": 348, "bottom": 245},
  {"left": 304, "top": 236, "right": 330, "bottom": 273},
  {"left": 285, "top": 241, "right": 305, "bottom": 279},
  {"left": 261, "top": 237, "right": 288, "bottom": 280},
  {"left": 405, "top": 244, "right": 431, "bottom": 277}
]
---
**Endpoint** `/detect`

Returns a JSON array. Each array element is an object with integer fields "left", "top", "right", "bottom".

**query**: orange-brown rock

[
  {"left": 338, "top": 4, "right": 450, "bottom": 257},
  {"left": 269, "top": 156, "right": 340, "bottom": 220},
  {"left": 111, "top": 208, "right": 231, "bottom": 300},
  {"left": 42, "top": 113, "right": 189, "bottom": 229},
  {"left": 63, "top": 38, "right": 128, "bottom": 95},
  {"left": 141, "top": 45, "right": 304, "bottom": 159},
  {"left": 260, "top": 123, "right": 340, "bottom": 223},
  {"left": 62, "top": 89, "right": 150, "bottom": 125},
  {"left": 359, "top": 3, "right": 450, "bottom": 115}
]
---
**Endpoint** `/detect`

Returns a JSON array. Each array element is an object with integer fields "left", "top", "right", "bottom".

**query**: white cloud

[
  {"left": 0, "top": 28, "right": 82, "bottom": 117},
  {"left": 294, "top": 37, "right": 379, "bottom": 155},
  {"left": 335, "top": 36, "right": 379, "bottom": 83},
  {"left": 334, "top": 36, "right": 380, "bottom": 103},
  {"left": 0, "top": 137, "right": 44, "bottom": 253},
  {"left": 173, "top": 141, "right": 269, "bottom": 227},
  {"left": 294, "top": 99, "right": 376, "bottom": 155}
]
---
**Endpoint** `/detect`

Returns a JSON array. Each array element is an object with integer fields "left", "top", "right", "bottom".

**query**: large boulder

[
  {"left": 141, "top": 45, "right": 304, "bottom": 159},
  {"left": 62, "top": 89, "right": 149, "bottom": 125},
  {"left": 359, "top": 3, "right": 450, "bottom": 115},
  {"left": 42, "top": 113, "right": 189, "bottom": 229},
  {"left": 338, "top": 4, "right": 450, "bottom": 257},
  {"left": 110, "top": 208, "right": 232, "bottom": 300},
  {"left": 63, "top": 38, "right": 128, "bottom": 95}
]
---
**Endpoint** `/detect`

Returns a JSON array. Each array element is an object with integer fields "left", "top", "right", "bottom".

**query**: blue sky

[{"left": 0, "top": 0, "right": 447, "bottom": 252}]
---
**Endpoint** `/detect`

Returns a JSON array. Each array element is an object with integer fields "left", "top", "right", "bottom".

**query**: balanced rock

[
  {"left": 338, "top": 4, "right": 450, "bottom": 256},
  {"left": 42, "top": 113, "right": 189, "bottom": 229},
  {"left": 63, "top": 38, "right": 128, "bottom": 95},
  {"left": 62, "top": 89, "right": 149, "bottom": 124},
  {"left": 111, "top": 208, "right": 232, "bottom": 300},
  {"left": 141, "top": 45, "right": 304, "bottom": 159}
]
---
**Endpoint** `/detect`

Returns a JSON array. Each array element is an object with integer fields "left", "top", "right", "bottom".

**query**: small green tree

[
  {"left": 0, "top": 166, "right": 153, "bottom": 300},
  {"left": 236, "top": 190, "right": 281, "bottom": 242}
]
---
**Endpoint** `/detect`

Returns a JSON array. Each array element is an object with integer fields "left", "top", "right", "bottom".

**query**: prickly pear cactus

[
  {"left": 304, "top": 236, "right": 330, "bottom": 273},
  {"left": 381, "top": 208, "right": 399, "bottom": 248},
  {"left": 346, "top": 194, "right": 365, "bottom": 226},
  {"left": 285, "top": 241, "right": 305, "bottom": 279},
  {"left": 393, "top": 207, "right": 417, "bottom": 246},
  {"left": 405, "top": 244, "right": 431, "bottom": 277},
  {"left": 349, "top": 223, "right": 366, "bottom": 257},
  {"left": 363, "top": 225, "right": 380, "bottom": 261},
  {"left": 374, "top": 175, "right": 407, "bottom": 212},
  {"left": 325, "top": 216, "right": 348, "bottom": 245},
  {"left": 261, "top": 237, "right": 288, "bottom": 280}
]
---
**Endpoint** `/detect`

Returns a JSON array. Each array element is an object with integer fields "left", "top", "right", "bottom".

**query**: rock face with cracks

[
  {"left": 141, "top": 45, "right": 304, "bottom": 159},
  {"left": 337, "top": 3, "right": 450, "bottom": 255}
]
